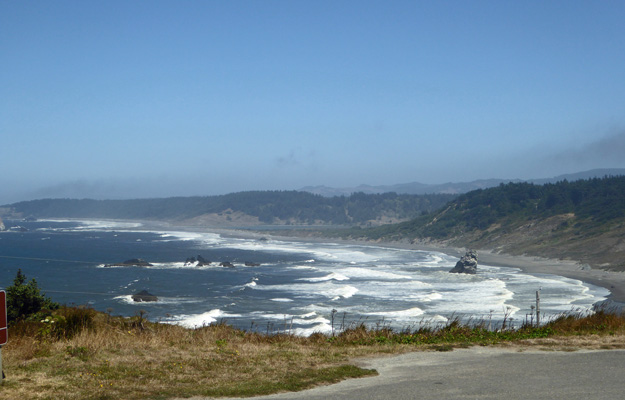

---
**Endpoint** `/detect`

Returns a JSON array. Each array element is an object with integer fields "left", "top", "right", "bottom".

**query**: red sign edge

[{"left": 0, "top": 290, "right": 7, "bottom": 346}]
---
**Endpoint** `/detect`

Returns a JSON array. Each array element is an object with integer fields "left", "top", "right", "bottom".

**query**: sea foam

[
  {"left": 299, "top": 272, "right": 350, "bottom": 282},
  {"left": 25, "top": 220, "right": 611, "bottom": 335},
  {"left": 166, "top": 309, "right": 241, "bottom": 328}
]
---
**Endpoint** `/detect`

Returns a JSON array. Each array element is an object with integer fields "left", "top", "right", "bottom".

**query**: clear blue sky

[{"left": 2, "top": 0, "right": 625, "bottom": 203}]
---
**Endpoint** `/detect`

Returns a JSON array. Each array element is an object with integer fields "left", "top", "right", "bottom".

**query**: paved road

[{"left": 208, "top": 347, "right": 625, "bottom": 400}]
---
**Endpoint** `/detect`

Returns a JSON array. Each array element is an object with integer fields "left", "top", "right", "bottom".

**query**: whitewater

[{"left": 0, "top": 219, "right": 609, "bottom": 336}]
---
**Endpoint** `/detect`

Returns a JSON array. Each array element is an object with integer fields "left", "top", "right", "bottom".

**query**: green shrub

[{"left": 5, "top": 269, "right": 59, "bottom": 324}]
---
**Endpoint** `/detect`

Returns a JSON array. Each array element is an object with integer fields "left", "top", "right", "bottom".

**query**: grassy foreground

[{"left": 2, "top": 307, "right": 625, "bottom": 400}]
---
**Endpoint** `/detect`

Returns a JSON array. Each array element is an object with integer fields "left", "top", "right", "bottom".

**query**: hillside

[
  {"left": 4, "top": 177, "right": 625, "bottom": 270},
  {"left": 0, "top": 191, "right": 456, "bottom": 227},
  {"left": 335, "top": 176, "right": 625, "bottom": 270}
]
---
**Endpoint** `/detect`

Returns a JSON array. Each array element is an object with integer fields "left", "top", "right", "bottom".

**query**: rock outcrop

[
  {"left": 132, "top": 290, "right": 158, "bottom": 302},
  {"left": 197, "top": 255, "right": 210, "bottom": 265},
  {"left": 184, "top": 255, "right": 211, "bottom": 266},
  {"left": 106, "top": 258, "right": 153, "bottom": 267},
  {"left": 449, "top": 250, "right": 478, "bottom": 274}
]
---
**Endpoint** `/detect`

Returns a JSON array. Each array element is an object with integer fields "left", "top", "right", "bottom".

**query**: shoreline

[
  {"left": 158, "top": 222, "right": 625, "bottom": 307},
  {"left": 42, "top": 218, "right": 625, "bottom": 307}
]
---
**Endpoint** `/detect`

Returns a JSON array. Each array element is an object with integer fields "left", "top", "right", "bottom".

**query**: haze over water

[{"left": 0, "top": 220, "right": 608, "bottom": 335}]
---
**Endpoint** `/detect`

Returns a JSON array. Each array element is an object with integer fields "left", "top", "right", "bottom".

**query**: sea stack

[
  {"left": 132, "top": 290, "right": 158, "bottom": 302},
  {"left": 113, "top": 258, "right": 153, "bottom": 267},
  {"left": 449, "top": 250, "right": 478, "bottom": 274},
  {"left": 184, "top": 255, "right": 211, "bottom": 267}
]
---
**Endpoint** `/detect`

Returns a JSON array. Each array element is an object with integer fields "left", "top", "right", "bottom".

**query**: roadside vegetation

[{"left": 2, "top": 272, "right": 625, "bottom": 399}]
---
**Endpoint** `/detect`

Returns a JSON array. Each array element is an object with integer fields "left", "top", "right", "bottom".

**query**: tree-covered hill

[
  {"left": 0, "top": 191, "right": 456, "bottom": 227},
  {"left": 338, "top": 176, "right": 625, "bottom": 269}
]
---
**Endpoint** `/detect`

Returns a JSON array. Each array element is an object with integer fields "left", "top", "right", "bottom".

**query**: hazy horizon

[
  {"left": 2, "top": 167, "right": 624, "bottom": 205},
  {"left": 3, "top": 1, "right": 625, "bottom": 204}
]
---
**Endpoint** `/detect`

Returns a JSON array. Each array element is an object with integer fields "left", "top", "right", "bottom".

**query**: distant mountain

[
  {"left": 300, "top": 168, "right": 625, "bottom": 197},
  {"left": 529, "top": 168, "right": 625, "bottom": 185},
  {"left": 299, "top": 179, "right": 517, "bottom": 197}
]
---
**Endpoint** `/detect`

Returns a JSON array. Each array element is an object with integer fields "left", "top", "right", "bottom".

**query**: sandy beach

[
  {"left": 400, "top": 243, "right": 625, "bottom": 306},
  {"left": 368, "top": 243, "right": 625, "bottom": 307},
  {"left": 469, "top": 249, "right": 625, "bottom": 305},
  {"left": 131, "top": 220, "right": 625, "bottom": 308}
]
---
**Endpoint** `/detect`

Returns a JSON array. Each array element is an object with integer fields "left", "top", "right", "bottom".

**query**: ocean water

[{"left": 0, "top": 219, "right": 609, "bottom": 335}]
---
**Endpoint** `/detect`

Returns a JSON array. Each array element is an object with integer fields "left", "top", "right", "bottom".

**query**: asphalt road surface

[{"left": 208, "top": 347, "right": 625, "bottom": 400}]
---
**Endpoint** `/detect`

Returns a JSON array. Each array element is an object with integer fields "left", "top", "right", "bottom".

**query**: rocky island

[
  {"left": 449, "top": 250, "right": 478, "bottom": 274},
  {"left": 105, "top": 258, "right": 153, "bottom": 267},
  {"left": 132, "top": 290, "right": 158, "bottom": 302},
  {"left": 184, "top": 255, "right": 211, "bottom": 267}
]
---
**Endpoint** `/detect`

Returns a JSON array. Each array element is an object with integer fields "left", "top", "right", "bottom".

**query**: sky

[{"left": 2, "top": 1, "right": 625, "bottom": 204}]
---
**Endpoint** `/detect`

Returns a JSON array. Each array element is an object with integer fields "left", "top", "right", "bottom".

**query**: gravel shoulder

[{"left": 201, "top": 346, "right": 625, "bottom": 400}]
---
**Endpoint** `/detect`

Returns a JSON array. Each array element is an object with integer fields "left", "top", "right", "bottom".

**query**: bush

[
  {"left": 6, "top": 269, "right": 59, "bottom": 324},
  {"left": 56, "top": 306, "right": 96, "bottom": 338},
  {"left": 35, "top": 307, "right": 97, "bottom": 340}
]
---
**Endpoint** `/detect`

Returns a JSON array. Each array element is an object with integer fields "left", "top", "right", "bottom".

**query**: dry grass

[
  {"left": 1, "top": 310, "right": 381, "bottom": 399},
  {"left": 2, "top": 307, "right": 625, "bottom": 399}
]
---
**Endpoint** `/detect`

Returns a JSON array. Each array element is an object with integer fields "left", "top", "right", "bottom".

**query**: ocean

[{"left": 0, "top": 219, "right": 609, "bottom": 335}]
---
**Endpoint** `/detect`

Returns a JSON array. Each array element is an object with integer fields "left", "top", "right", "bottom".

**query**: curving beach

[
  {"left": 163, "top": 222, "right": 625, "bottom": 309},
  {"left": 406, "top": 242, "right": 625, "bottom": 306}
]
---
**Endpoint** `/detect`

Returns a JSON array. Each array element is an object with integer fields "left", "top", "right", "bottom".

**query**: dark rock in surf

[
  {"left": 107, "top": 258, "right": 153, "bottom": 267},
  {"left": 185, "top": 255, "right": 211, "bottom": 267},
  {"left": 132, "top": 290, "right": 158, "bottom": 302},
  {"left": 220, "top": 261, "right": 234, "bottom": 268},
  {"left": 244, "top": 262, "right": 260, "bottom": 266},
  {"left": 197, "top": 255, "right": 211, "bottom": 266},
  {"left": 449, "top": 250, "right": 478, "bottom": 274}
]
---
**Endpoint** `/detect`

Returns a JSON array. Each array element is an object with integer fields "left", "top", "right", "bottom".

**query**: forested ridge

[
  {"left": 1, "top": 191, "right": 456, "bottom": 226},
  {"left": 3, "top": 177, "right": 625, "bottom": 267},
  {"left": 339, "top": 176, "right": 625, "bottom": 269}
]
